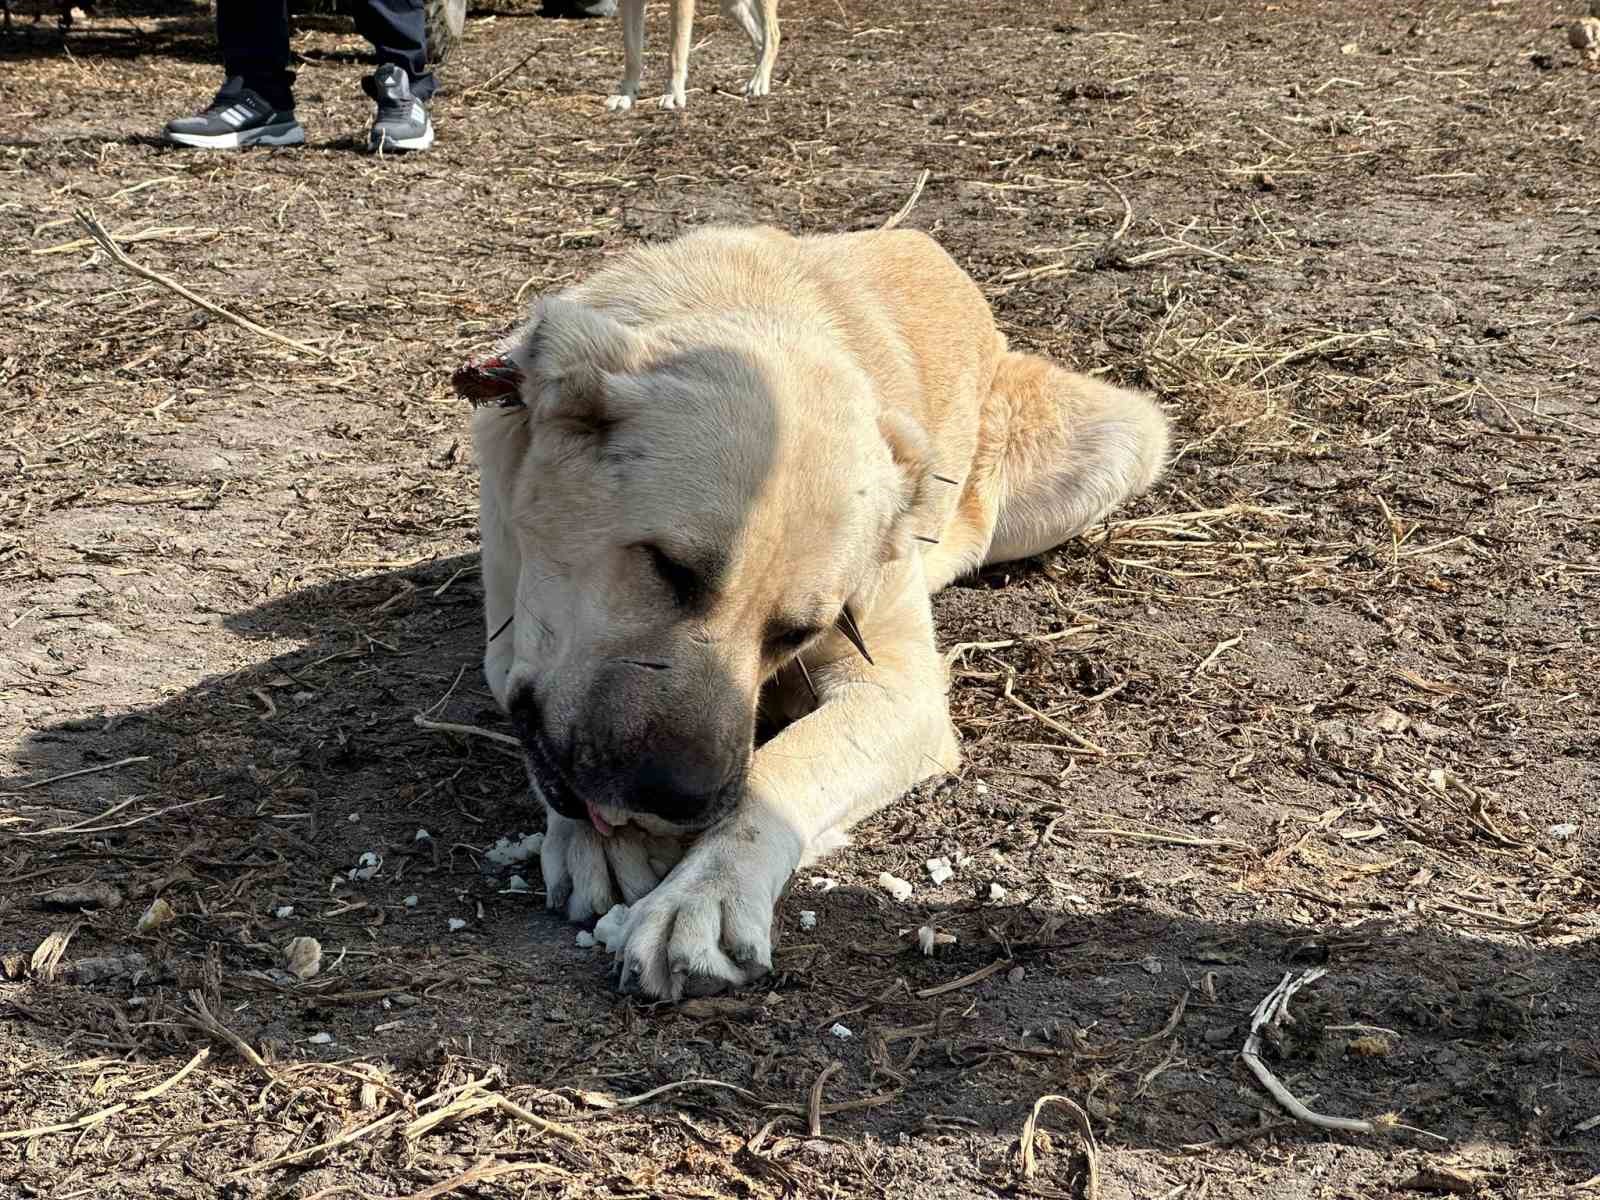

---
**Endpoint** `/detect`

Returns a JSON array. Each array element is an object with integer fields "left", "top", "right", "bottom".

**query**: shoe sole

[
  {"left": 165, "top": 123, "right": 306, "bottom": 150},
  {"left": 369, "top": 123, "right": 435, "bottom": 153}
]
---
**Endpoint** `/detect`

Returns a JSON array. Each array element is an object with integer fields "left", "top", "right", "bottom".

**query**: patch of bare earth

[{"left": 2, "top": 1, "right": 1596, "bottom": 1196}]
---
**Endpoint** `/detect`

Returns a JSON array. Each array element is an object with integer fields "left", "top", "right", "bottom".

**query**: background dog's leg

[
  {"left": 612, "top": 567, "right": 958, "bottom": 1000},
  {"left": 658, "top": 0, "right": 694, "bottom": 108},
  {"left": 606, "top": 0, "right": 646, "bottom": 111},
  {"left": 719, "top": 0, "right": 778, "bottom": 97},
  {"left": 981, "top": 353, "right": 1170, "bottom": 565}
]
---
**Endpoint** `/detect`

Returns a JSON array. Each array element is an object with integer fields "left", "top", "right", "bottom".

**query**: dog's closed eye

[
  {"left": 764, "top": 624, "right": 821, "bottom": 657},
  {"left": 641, "top": 543, "right": 705, "bottom": 609}
]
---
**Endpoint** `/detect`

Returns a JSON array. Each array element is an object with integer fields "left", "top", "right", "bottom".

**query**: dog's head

[{"left": 468, "top": 298, "right": 937, "bottom": 836}]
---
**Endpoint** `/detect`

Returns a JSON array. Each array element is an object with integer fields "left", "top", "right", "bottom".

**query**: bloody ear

[
  {"left": 500, "top": 298, "right": 650, "bottom": 433},
  {"left": 876, "top": 408, "right": 943, "bottom": 561}
]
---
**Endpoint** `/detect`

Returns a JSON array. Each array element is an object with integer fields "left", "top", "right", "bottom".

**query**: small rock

[
  {"left": 1140, "top": 955, "right": 1163, "bottom": 976},
  {"left": 594, "top": 903, "right": 630, "bottom": 951},
  {"left": 348, "top": 852, "right": 382, "bottom": 882},
  {"left": 798, "top": 910, "right": 817, "bottom": 930},
  {"left": 274, "top": 905, "right": 295, "bottom": 919},
  {"left": 306, "top": 1032, "right": 333, "bottom": 1045},
  {"left": 808, "top": 876, "right": 839, "bottom": 893},
  {"left": 284, "top": 936, "right": 322, "bottom": 980},
  {"left": 988, "top": 882, "right": 1007, "bottom": 902},
  {"left": 136, "top": 897, "right": 176, "bottom": 934},
  {"left": 348, "top": 813, "right": 361, "bottom": 823},
  {"left": 1008, "top": 966, "right": 1026, "bottom": 984},
  {"left": 1547, "top": 823, "right": 1578, "bottom": 842},
  {"left": 414, "top": 828, "right": 432, "bottom": 842},
  {"left": 447, "top": 917, "right": 468, "bottom": 933},
  {"left": 917, "top": 925, "right": 956, "bottom": 956},
  {"left": 829, "top": 1023, "right": 853, "bottom": 1039},
  {"left": 403, "top": 894, "right": 419, "bottom": 908},
  {"left": 878, "top": 872, "right": 913, "bottom": 902},
  {"left": 484, "top": 832, "right": 544, "bottom": 867},
  {"left": 925, "top": 856, "right": 954, "bottom": 886},
  {"left": 38, "top": 881, "right": 123, "bottom": 912},
  {"left": 575, "top": 930, "right": 597, "bottom": 948},
  {"left": 505, "top": 875, "right": 531, "bottom": 894},
  {"left": 391, "top": 993, "right": 420, "bottom": 1007}
]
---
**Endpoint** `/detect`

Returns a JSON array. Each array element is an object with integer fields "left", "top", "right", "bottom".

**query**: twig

[
  {"left": 1000, "top": 670, "right": 1108, "bottom": 756},
  {"left": 186, "top": 990, "right": 270, "bottom": 1074},
  {"left": 74, "top": 209, "right": 332, "bottom": 361},
  {"left": 880, "top": 168, "right": 930, "bottom": 230},
  {"left": 0, "top": 1048, "right": 210, "bottom": 1142},
  {"left": 1079, "top": 826, "right": 1253, "bottom": 853},
  {"left": 394, "top": 1158, "right": 565, "bottom": 1200},
  {"left": 412, "top": 713, "right": 522, "bottom": 749},
  {"left": 1108, "top": 181, "right": 1134, "bottom": 241},
  {"left": 568, "top": 1077, "right": 767, "bottom": 1118},
  {"left": 461, "top": 50, "right": 535, "bottom": 98},
  {"left": 807, "top": 1061, "right": 842, "bottom": 1137},
  {"left": 9, "top": 755, "right": 149, "bottom": 792},
  {"left": 13, "top": 794, "right": 225, "bottom": 838},
  {"left": 1240, "top": 968, "right": 1446, "bottom": 1141},
  {"left": 1019, "top": 1093, "right": 1100, "bottom": 1199},
  {"left": 915, "top": 958, "right": 1012, "bottom": 998}
]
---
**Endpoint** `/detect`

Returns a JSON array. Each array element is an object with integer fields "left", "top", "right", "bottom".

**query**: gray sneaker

[
  {"left": 164, "top": 79, "right": 305, "bottom": 150},
  {"left": 362, "top": 64, "right": 434, "bottom": 153}
]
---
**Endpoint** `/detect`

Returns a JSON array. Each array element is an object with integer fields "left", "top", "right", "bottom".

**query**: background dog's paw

[
  {"left": 612, "top": 847, "right": 776, "bottom": 1001},
  {"left": 743, "top": 74, "right": 771, "bottom": 97},
  {"left": 540, "top": 814, "right": 671, "bottom": 923},
  {"left": 656, "top": 91, "right": 687, "bottom": 110},
  {"left": 605, "top": 92, "right": 637, "bottom": 112}
]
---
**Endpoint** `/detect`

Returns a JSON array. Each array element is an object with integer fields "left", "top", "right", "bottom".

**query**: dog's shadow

[{"left": 2, "top": 553, "right": 1598, "bottom": 1184}]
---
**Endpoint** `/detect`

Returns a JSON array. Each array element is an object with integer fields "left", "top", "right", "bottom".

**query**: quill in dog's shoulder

[{"left": 462, "top": 225, "right": 1169, "bottom": 1001}]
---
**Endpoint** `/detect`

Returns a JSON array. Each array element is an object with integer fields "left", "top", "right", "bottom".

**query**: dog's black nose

[{"left": 629, "top": 741, "right": 745, "bottom": 824}]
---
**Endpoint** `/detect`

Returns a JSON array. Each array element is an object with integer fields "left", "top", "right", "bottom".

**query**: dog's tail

[{"left": 981, "top": 351, "right": 1169, "bottom": 566}]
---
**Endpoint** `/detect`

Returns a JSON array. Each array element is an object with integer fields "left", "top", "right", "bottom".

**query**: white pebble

[
  {"left": 1548, "top": 823, "right": 1578, "bottom": 841},
  {"left": 988, "top": 882, "right": 1008, "bottom": 902},
  {"left": 307, "top": 1032, "right": 333, "bottom": 1045},
  {"left": 484, "top": 831, "right": 545, "bottom": 867},
  {"left": 925, "top": 856, "right": 954, "bottom": 886},
  {"left": 809, "top": 876, "right": 839, "bottom": 893},
  {"left": 402, "top": 894, "right": 419, "bottom": 908},
  {"left": 348, "top": 851, "right": 382, "bottom": 882},
  {"left": 505, "top": 874, "right": 531, "bottom": 893},
  {"left": 878, "top": 872, "right": 913, "bottom": 902},
  {"left": 829, "top": 1023, "right": 853, "bottom": 1039},
  {"left": 447, "top": 917, "right": 468, "bottom": 933},
  {"left": 594, "top": 903, "right": 631, "bottom": 951},
  {"left": 917, "top": 925, "right": 935, "bottom": 956},
  {"left": 575, "top": 930, "right": 597, "bottom": 949},
  {"left": 274, "top": 905, "right": 295, "bottom": 919},
  {"left": 348, "top": 813, "right": 360, "bottom": 823},
  {"left": 414, "top": 828, "right": 432, "bottom": 842},
  {"left": 974, "top": 782, "right": 989, "bottom": 795},
  {"left": 799, "top": 910, "right": 817, "bottom": 930}
]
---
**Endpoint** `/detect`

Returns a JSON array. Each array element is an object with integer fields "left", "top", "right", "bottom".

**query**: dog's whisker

[
  {"left": 836, "top": 605, "right": 873, "bottom": 665},
  {"left": 792, "top": 655, "right": 818, "bottom": 704},
  {"left": 487, "top": 614, "right": 514, "bottom": 643}
]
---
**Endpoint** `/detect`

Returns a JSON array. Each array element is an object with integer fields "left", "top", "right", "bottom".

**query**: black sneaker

[
  {"left": 164, "top": 79, "right": 304, "bottom": 150},
  {"left": 363, "top": 65, "right": 434, "bottom": 153}
]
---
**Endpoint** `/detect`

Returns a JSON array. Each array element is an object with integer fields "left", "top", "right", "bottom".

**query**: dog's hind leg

[
  {"left": 981, "top": 352, "right": 1169, "bottom": 566},
  {"left": 719, "top": 0, "right": 778, "bottom": 97},
  {"left": 659, "top": 0, "right": 695, "bottom": 108},
  {"left": 606, "top": 0, "right": 647, "bottom": 111}
]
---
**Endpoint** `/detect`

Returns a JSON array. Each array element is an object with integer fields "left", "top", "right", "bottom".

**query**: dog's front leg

[
  {"left": 606, "top": 0, "right": 647, "bottom": 111},
  {"left": 612, "top": 567, "right": 958, "bottom": 1000},
  {"left": 658, "top": 0, "right": 694, "bottom": 109}
]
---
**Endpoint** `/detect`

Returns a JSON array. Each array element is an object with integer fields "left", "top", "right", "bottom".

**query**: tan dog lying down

[{"left": 465, "top": 225, "right": 1169, "bottom": 1001}]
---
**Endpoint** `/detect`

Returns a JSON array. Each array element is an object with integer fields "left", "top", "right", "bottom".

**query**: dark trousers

[{"left": 218, "top": 0, "right": 435, "bottom": 110}]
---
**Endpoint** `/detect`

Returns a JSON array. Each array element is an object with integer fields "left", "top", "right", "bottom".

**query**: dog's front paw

[
  {"left": 605, "top": 91, "right": 637, "bottom": 112},
  {"left": 743, "top": 72, "right": 771, "bottom": 97},
  {"left": 540, "top": 812, "right": 682, "bottom": 923},
  {"left": 656, "top": 90, "right": 687, "bottom": 110},
  {"left": 612, "top": 838, "right": 780, "bottom": 1001}
]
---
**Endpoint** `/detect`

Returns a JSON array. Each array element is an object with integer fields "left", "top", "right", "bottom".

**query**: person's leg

[
  {"left": 353, "top": 0, "right": 435, "bottom": 100},
  {"left": 217, "top": 0, "right": 295, "bottom": 110},
  {"left": 164, "top": 0, "right": 303, "bottom": 148}
]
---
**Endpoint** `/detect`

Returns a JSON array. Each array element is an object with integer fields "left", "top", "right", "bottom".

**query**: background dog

[
  {"left": 605, "top": 0, "right": 780, "bottom": 111},
  {"left": 468, "top": 225, "right": 1169, "bottom": 1001}
]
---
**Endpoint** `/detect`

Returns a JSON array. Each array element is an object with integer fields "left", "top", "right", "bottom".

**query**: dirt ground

[{"left": 2, "top": 0, "right": 1598, "bottom": 1196}]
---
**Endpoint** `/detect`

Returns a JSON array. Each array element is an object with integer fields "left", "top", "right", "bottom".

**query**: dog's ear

[
  {"left": 875, "top": 408, "right": 942, "bottom": 562},
  {"left": 507, "top": 298, "right": 649, "bottom": 435}
]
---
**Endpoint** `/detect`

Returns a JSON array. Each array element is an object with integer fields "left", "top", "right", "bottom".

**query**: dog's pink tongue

[{"left": 585, "top": 799, "right": 615, "bottom": 837}]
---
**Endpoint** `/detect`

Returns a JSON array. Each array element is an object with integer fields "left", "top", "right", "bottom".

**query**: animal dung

[
  {"left": 594, "top": 903, "right": 630, "bottom": 951},
  {"left": 136, "top": 897, "right": 176, "bottom": 934},
  {"left": 283, "top": 935, "right": 323, "bottom": 980},
  {"left": 877, "top": 872, "right": 913, "bottom": 902}
]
